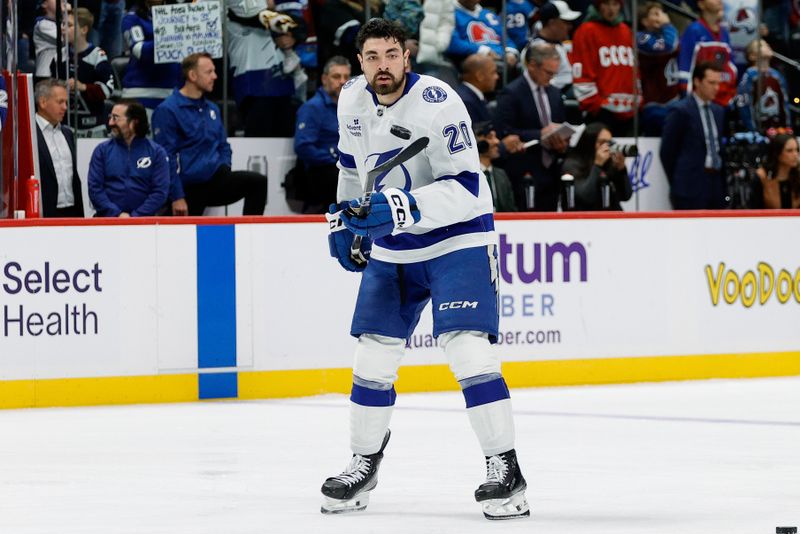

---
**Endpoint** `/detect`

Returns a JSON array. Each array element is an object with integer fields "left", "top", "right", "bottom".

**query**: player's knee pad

[
  {"left": 353, "top": 333, "right": 406, "bottom": 386},
  {"left": 439, "top": 330, "right": 500, "bottom": 382}
]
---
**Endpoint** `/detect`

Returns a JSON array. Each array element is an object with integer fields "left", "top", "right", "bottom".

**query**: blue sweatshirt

[
  {"left": 88, "top": 136, "right": 170, "bottom": 216},
  {"left": 294, "top": 87, "right": 339, "bottom": 168},
  {"left": 152, "top": 89, "right": 232, "bottom": 201}
]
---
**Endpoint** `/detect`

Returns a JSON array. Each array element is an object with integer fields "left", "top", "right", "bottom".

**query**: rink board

[{"left": 0, "top": 213, "right": 798, "bottom": 408}]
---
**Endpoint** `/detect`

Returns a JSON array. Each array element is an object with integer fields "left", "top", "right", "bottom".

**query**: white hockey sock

[
  {"left": 466, "top": 397, "right": 516, "bottom": 457},
  {"left": 350, "top": 402, "right": 394, "bottom": 455}
]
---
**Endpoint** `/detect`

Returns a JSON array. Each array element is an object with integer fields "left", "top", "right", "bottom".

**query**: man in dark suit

[
  {"left": 660, "top": 62, "right": 726, "bottom": 210},
  {"left": 34, "top": 79, "right": 85, "bottom": 217},
  {"left": 457, "top": 54, "right": 525, "bottom": 156},
  {"left": 495, "top": 42, "right": 569, "bottom": 211}
]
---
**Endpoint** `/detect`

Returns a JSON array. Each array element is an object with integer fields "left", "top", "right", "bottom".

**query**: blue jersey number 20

[{"left": 442, "top": 121, "right": 473, "bottom": 154}]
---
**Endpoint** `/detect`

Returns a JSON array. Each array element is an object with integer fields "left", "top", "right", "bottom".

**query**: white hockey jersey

[{"left": 336, "top": 72, "right": 495, "bottom": 264}]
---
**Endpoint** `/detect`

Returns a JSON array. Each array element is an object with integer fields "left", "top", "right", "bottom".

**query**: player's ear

[{"left": 403, "top": 48, "right": 411, "bottom": 70}]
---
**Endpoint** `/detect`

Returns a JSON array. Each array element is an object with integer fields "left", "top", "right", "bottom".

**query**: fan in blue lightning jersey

[
  {"left": 321, "top": 18, "right": 529, "bottom": 522},
  {"left": 121, "top": 0, "right": 181, "bottom": 109}
]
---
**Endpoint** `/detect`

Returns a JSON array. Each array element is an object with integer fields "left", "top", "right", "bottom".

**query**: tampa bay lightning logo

[
  {"left": 422, "top": 86, "right": 447, "bottom": 103},
  {"left": 366, "top": 148, "right": 412, "bottom": 191}
]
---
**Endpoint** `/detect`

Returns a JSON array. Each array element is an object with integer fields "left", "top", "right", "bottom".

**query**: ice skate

[
  {"left": 320, "top": 430, "right": 391, "bottom": 514},
  {"left": 474, "top": 449, "right": 530, "bottom": 520}
]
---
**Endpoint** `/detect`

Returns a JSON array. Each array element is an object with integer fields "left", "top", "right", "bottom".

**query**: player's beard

[{"left": 370, "top": 71, "right": 404, "bottom": 95}]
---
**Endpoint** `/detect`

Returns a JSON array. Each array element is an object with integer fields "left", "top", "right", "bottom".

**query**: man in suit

[
  {"left": 457, "top": 54, "right": 524, "bottom": 155},
  {"left": 660, "top": 62, "right": 726, "bottom": 210},
  {"left": 34, "top": 78, "right": 85, "bottom": 217},
  {"left": 495, "top": 42, "right": 568, "bottom": 211}
]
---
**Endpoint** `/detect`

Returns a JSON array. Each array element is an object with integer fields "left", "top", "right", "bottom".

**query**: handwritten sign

[{"left": 152, "top": 1, "right": 222, "bottom": 64}]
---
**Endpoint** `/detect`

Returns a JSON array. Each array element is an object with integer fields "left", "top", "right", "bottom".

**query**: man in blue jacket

[
  {"left": 88, "top": 99, "right": 169, "bottom": 217},
  {"left": 293, "top": 55, "right": 350, "bottom": 213},
  {"left": 152, "top": 52, "right": 267, "bottom": 216}
]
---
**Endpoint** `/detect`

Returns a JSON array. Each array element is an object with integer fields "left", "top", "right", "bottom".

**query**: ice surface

[{"left": 1, "top": 377, "right": 798, "bottom": 534}]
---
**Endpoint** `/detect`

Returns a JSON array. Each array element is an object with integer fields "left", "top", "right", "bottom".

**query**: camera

[{"left": 609, "top": 141, "right": 638, "bottom": 157}]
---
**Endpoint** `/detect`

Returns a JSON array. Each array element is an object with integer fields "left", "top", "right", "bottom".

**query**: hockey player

[{"left": 321, "top": 18, "right": 529, "bottom": 521}]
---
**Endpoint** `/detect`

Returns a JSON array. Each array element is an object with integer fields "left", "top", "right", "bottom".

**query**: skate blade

[
  {"left": 481, "top": 491, "right": 530, "bottom": 520},
  {"left": 320, "top": 493, "right": 370, "bottom": 515}
]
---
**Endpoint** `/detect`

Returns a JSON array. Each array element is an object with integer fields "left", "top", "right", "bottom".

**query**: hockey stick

[{"left": 349, "top": 136, "right": 430, "bottom": 266}]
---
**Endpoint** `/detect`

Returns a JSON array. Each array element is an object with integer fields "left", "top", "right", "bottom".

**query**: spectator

[
  {"left": 506, "top": 0, "right": 535, "bottom": 51},
  {"left": 269, "top": 0, "right": 310, "bottom": 93},
  {"left": 474, "top": 121, "right": 517, "bottom": 211},
  {"left": 91, "top": 0, "right": 124, "bottom": 59},
  {"left": 33, "top": 0, "right": 69, "bottom": 82},
  {"left": 315, "top": 0, "right": 369, "bottom": 76},
  {"left": 636, "top": 1, "right": 679, "bottom": 135},
  {"left": 496, "top": 42, "right": 568, "bottom": 211},
  {"left": 457, "top": 54, "right": 525, "bottom": 153},
  {"left": 53, "top": 8, "right": 115, "bottom": 137},
  {"left": 0, "top": 77, "right": 6, "bottom": 129},
  {"left": 735, "top": 39, "right": 791, "bottom": 132},
  {"left": 677, "top": 0, "right": 737, "bottom": 107},
  {"left": 660, "top": 62, "right": 726, "bottom": 210},
  {"left": 569, "top": 0, "right": 639, "bottom": 136},
  {"left": 530, "top": 0, "right": 580, "bottom": 90},
  {"left": 416, "top": 0, "right": 457, "bottom": 84},
  {"left": 753, "top": 133, "right": 800, "bottom": 208},
  {"left": 152, "top": 53, "right": 267, "bottom": 216},
  {"left": 121, "top": 0, "right": 181, "bottom": 110},
  {"left": 227, "top": 0, "right": 297, "bottom": 137},
  {"left": 88, "top": 99, "right": 169, "bottom": 217},
  {"left": 447, "top": 0, "right": 519, "bottom": 68},
  {"left": 293, "top": 56, "right": 351, "bottom": 213},
  {"left": 34, "top": 79, "right": 84, "bottom": 218},
  {"left": 561, "top": 122, "right": 632, "bottom": 210}
]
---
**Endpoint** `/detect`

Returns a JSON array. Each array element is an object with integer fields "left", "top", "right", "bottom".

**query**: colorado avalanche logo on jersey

[
  {"left": 422, "top": 86, "right": 448, "bottom": 103},
  {"left": 367, "top": 148, "right": 412, "bottom": 191},
  {"left": 467, "top": 21, "right": 500, "bottom": 44}
]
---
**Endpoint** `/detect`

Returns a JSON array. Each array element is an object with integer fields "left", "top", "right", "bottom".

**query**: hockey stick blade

[{"left": 349, "top": 136, "right": 430, "bottom": 267}]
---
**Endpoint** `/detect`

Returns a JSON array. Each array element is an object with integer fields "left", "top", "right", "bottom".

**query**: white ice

[{"left": 1, "top": 377, "right": 798, "bottom": 534}]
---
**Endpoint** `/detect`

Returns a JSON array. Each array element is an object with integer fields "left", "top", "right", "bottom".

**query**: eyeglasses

[{"left": 109, "top": 114, "right": 126, "bottom": 122}]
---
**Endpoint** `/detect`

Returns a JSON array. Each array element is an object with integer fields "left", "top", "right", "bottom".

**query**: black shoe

[
  {"left": 474, "top": 449, "right": 530, "bottom": 520},
  {"left": 320, "top": 430, "right": 391, "bottom": 514}
]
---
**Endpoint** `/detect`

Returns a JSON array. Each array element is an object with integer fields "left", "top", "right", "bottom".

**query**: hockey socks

[{"left": 460, "top": 374, "right": 516, "bottom": 456}]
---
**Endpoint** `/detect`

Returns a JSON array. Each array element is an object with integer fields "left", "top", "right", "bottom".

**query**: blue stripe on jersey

[
  {"left": 339, "top": 151, "right": 357, "bottom": 168},
  {"left": 351, "top": 383, "right": 397, "bottom": 407},
  {"left": 435, "top": 170, "right": 481, "bottom": 197},
  {"left": 462, "top": 377, "right": 510, "bottom": 408},
  {"left": 376, "top": 213, "right": 494, "bottom": 251}
]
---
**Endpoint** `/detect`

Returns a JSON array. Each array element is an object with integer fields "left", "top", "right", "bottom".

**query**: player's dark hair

[
  {"left": 118, "top": 98, "right": 150, "bottom": 137},
  {"left": 692, "top": 61, "right": 722, "bottom": 85},
  {"left": 356, "top": 18, "right": 407, "bottom": 53}
]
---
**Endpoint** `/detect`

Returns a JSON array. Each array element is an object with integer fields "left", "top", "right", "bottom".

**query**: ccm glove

[
  {"left": 341, "top": 188, "right": 421, "bottom": 240},
  {"left": 326, "top": 203, "right": 371, "bottom": 272},
  {"left": 258, "top": 9, "right": 297, "bottom": 33}
]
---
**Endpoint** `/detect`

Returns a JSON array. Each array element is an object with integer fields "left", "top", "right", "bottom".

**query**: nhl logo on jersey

[{"left": 422, "top": 86, "right": 448, "bottom": 103}]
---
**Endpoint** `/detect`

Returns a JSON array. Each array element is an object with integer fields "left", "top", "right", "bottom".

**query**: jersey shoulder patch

[{"left": 422, "top": 86, "right": 448, "bottom": 103}]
